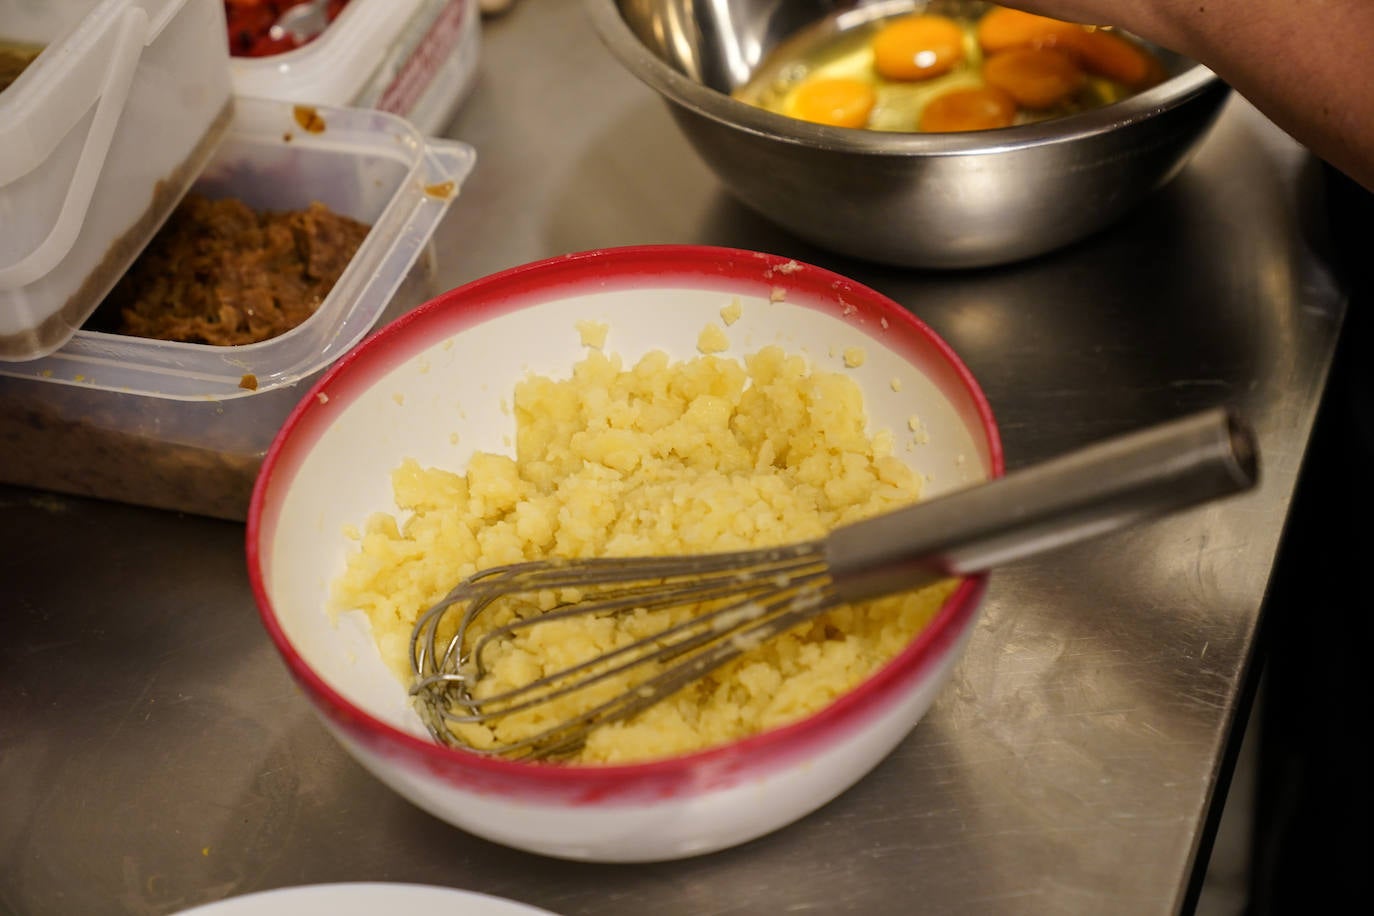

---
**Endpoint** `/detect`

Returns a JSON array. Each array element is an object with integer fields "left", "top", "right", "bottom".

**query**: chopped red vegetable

[{"left": 224, "top": 0, "right": 352, "bottom": 58}]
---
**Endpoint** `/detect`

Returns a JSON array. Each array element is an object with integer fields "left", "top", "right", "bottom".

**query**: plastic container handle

[{"left": 0, "top": 5, "right": 148, "bottom": 290}]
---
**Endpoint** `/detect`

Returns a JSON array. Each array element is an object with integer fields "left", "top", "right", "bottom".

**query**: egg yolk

[
  {"left": 1068, "top": 28, "right": 1165, "bottom": 89},
  {"left": 786, "top": 77, "right": 877, "bottom": 128},
  {"left": 871, "top": 14, "right": 967, "bottom": 81},
  {"left": 977, "top": 8, "right": 1165, "bottom": 91},
  {"left": 976, "top": 7, "right": 1084, "bottom": 55},
  {"left": 982, "top": 47, "right": 1086, "bottom": 109},
  {"left": 919, "top": 85, "right": 1019, "bottom": 132}
]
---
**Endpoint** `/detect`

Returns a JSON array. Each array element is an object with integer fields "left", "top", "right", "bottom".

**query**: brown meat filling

[
  {"left": 103, "top": 194, "right": 371, "bottom": 346},
  {"left": 0, "top": 45, "right": 40, "bottom": 93}
]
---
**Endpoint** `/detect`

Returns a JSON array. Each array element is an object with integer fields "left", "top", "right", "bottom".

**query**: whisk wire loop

[
  {"left": 479, "top": 578, "right": 838, "bottom": 760},
  {"left": 409, "top": 542, "right": 832, "bottom": 758}
]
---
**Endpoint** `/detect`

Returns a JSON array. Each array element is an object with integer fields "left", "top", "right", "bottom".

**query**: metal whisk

[{"left": 409, "top": 407, "right": 1259, "bottom": 760}]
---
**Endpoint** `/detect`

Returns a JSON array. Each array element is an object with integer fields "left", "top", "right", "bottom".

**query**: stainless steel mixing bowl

[{"left": 585, "top": 0, "right": 1232, "bottom": 269}]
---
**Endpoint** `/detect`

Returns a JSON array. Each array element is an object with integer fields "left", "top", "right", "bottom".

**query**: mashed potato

[{"left": 331, "top": 338, "right": 955, "bottom": 764}]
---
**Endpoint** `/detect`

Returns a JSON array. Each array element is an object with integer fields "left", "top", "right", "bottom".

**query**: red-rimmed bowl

[{"left": 246, "top": 245, "right": 1002, "bottom": 861}]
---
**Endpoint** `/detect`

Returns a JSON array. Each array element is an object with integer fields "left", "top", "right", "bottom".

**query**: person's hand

[{"left": 988, "top": 1, "right": 1374, "bottom": 192}]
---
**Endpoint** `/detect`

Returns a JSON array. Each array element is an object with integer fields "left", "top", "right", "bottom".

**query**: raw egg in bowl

[
  {"left": 586, "top": 0, "right": 1231, "bottom": 268},
  {"left": 744, "top": 4, "right": 1169, "bottom": 133}
]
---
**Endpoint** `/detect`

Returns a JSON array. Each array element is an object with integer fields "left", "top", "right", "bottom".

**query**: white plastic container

[
  {"left": 0, "top": 0, "right": 234, "bottom": 362},
  {"left": 229, "top": 0, "right": 481, "bottom": 137},
  {"left": 0, "top": 96, "right": 476, "bottom": 520}
]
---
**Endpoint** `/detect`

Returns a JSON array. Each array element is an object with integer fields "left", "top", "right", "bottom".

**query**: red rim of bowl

[{"left": 246, "top": 244, "right": 1004, "bottom": 802}]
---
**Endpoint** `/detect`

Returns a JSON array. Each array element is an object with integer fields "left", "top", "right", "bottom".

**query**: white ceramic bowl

[{"left": 246, "top": 245, "right": 1003, "bottom": 862}]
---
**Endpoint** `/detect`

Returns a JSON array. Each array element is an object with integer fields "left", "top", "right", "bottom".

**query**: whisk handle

[{"left": 824, "top": 407, "right": 1259, "bottom": 605}]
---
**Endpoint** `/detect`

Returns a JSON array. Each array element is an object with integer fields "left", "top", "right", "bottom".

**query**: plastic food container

[
  {"left": 0, "top": 0, "right": 234, "bottom": 361},
  {"left": 228, "top": 0, "right": 482, "bottom": 136},
  {"left": 0, "top": 96, "right": 476, "bottom": 520}
]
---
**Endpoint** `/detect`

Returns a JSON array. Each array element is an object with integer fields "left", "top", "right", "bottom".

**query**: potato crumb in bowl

[
  {"left": 330, "top": 339, "right": 956, "bottom": 764},
  {"left": 575, "top": 319, "right": 609, "bottom": 348}
]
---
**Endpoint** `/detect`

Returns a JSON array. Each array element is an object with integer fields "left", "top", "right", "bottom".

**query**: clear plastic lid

[{"left": 0, "top": 96, "right": 477, "bottom": 400}]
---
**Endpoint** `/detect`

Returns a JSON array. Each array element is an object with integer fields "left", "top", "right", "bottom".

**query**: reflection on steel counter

[{"left": 0, "top": 392, "right": 261, "bottom": 520}]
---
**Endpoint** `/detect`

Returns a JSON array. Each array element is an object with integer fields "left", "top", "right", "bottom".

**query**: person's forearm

[{"left": 997, "top": 1, "right": 1374, "bottom": 191}]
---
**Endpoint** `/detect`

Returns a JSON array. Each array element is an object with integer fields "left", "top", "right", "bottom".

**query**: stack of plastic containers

[
  {"left": 0, "top": 0, "right": 479, "bottom": 519},
  {"left": 0, "top": 0, "right": 234, "bottom": 360},
  {"left": 230, "top": 0, "right": 482, "bottom": 137}
]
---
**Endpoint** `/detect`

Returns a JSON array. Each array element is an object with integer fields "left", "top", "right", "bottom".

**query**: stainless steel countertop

[{"left": 0, "top": 2, "right": 1349, "bottom": 914}]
